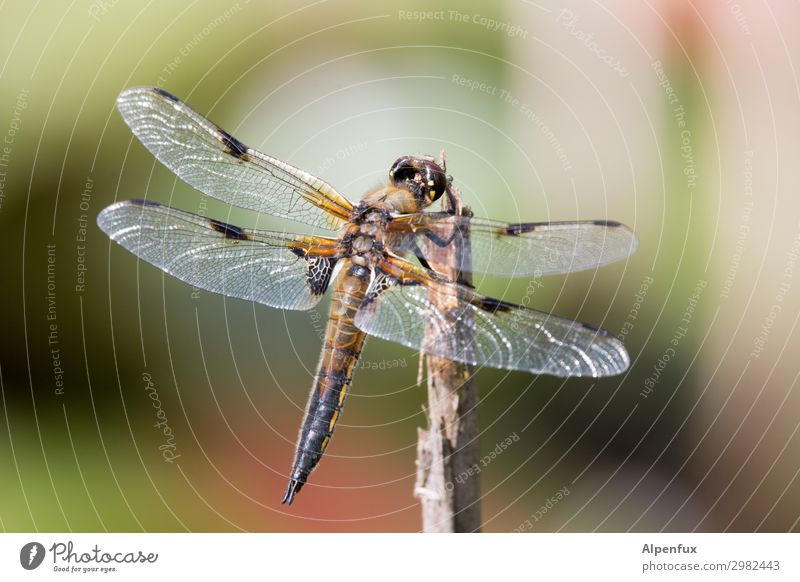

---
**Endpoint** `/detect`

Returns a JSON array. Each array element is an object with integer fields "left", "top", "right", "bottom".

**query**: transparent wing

[
  {"left": 385, "top": 213, "right": 638, "bottom": 277},
  {"left": 116, "top": 87, "right": 354, "bottom": 231},
  {"left": 97, "top": 199, "right": 341, "bottom": 310},
  {"left": 354, "top": 257, "right": 630, "bottom": 377}
]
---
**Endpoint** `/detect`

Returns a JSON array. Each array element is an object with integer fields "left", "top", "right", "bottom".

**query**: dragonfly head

[{"left": 388, "top": 156, "right": 448, "bottom": 208}]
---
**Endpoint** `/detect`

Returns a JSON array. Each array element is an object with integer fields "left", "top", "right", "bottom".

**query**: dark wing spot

[
  {"left": 209, "top": 218, "right": 249, "bottom": 240},
  {"left": 290, "top": 246, "right": 338, "bottom": 296},
  {"left": 153, "top": 88, "right": 180, "bottom": 103},
  {"left": 505, "top": 223, "right": 538, "bottom": 236},
  {"left": 592, "top": 220, "right": 622, "bottom": 228},
  {"left": 218, "top": 129, "right": 250, "bottom": 160},
  {"left": 476, "top": 297, "right": 516, "bottom": 314},
  {"left": 361, "top": 270, "right": 403, "bottom": 308},
  {"left": 306, "top": 256, "right": 338, "bottom": 296}
]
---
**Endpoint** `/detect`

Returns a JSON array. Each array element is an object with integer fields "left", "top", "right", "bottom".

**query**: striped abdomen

[{"left": 281, "top": 263, "right": 369, "bottom": 505}]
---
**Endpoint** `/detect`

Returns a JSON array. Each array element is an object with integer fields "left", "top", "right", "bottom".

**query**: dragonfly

[{"left": 97, "top": 87, "right": 638, "bottom": 505}]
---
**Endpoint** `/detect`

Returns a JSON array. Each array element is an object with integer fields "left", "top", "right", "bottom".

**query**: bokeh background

[{"left": 1, "top": 0, "right": 799, "bottom": 532}]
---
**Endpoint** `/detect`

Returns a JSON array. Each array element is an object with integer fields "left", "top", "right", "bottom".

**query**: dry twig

[{"left": 414, "top": 151, "right": 481, "bottom": 532}]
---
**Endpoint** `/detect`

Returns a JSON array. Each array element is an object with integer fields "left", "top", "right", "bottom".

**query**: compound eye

[
  {"left": 388, "top": 157, "right": 418, "bottom": 186},
  {"left": 389, "top": 156, "right": 447, "bottom": 204},
  {"left": 422, "top": 160, "right": 446, "bottom": 203}
]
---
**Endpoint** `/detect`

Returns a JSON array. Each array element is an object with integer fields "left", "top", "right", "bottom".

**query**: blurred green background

[{"left": 1, "top": 0, "right": 799, "bottom": 532}]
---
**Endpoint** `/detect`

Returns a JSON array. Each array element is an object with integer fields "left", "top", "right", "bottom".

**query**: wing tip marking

[
  {"left": 152, "top": 87, "right": 180, "bottom": 103},
  {"left": 129, "top": 198, "right": 161, "bottom": 208},
  {"left": 581, "top": 322, "right": 607, "bottom": 335},
  {"left": 592, "top": 219, "right": 623, "bottom": 228},
  {"left": 96, "top": 199, "right": 159, "bottom": 230}
]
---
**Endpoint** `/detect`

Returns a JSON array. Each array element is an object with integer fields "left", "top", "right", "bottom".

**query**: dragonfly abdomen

[{"left": 281, "top": 263, "right": 369, "bottom": 505}]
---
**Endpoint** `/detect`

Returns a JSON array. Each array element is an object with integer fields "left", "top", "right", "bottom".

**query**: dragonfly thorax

[
  {"left": 352, "top": 234, "right": 374, "bottom": 253},
  {"left": 341, "top": 222, "right": 385, "bottom": 268},
  {"left": 341, "top": 202, "right": 390, "bottom": 268}
]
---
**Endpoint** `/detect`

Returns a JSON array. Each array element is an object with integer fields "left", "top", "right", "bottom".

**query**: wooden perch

[{"left": 414, "top": 152, "right": 481, "bottom": 533}]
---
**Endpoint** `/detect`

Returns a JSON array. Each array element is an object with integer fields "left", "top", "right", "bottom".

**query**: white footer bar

[{"left": 1, "top": 533, "right": 797, "bottom": 580}]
